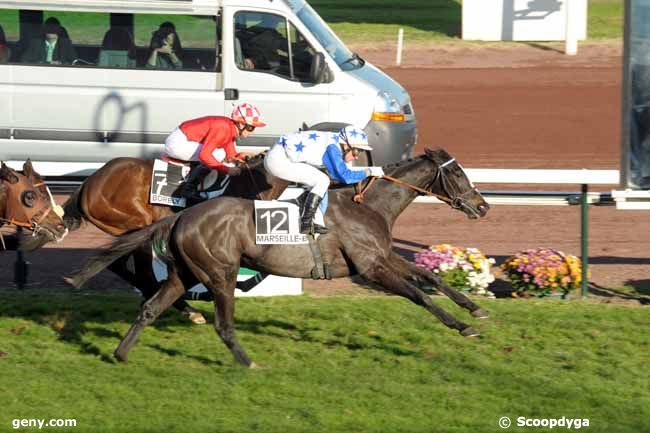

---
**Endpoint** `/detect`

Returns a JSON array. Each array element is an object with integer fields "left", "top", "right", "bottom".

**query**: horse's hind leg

[
  {"left": 114, "top": 269, "right": 185, "bottom": 362},
  {"left": 109, "top": 248, "right": 207, "bottom": 325},
  {"left": 362, "top": 258, "right": 479, "bottom": 337},
  {"left": 389, "top": 252, "right": 489, "bottom": 319}
]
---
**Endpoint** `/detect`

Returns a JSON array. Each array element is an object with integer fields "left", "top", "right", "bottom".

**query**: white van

[{"left": 0, "top": 0, "right": 416, "bottom": 176}]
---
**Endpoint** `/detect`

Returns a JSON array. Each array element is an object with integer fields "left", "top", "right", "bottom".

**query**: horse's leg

[
  {"left": 114, "top": 269, "right": 185, "bottom": 362},
  {"left": 206, "top": 268, "right": 255, "bottom": 367},
  {"left": 362, "top": 258, "right": 479, "bottom": 337},
  {"left": 134, "top": 247, "right": 207, "bottom": 325},
  {"left": 388, "top": 252, "right": 489, "bottom": 319},
  {"left": 106, "top": 248, "right": 207, "bottom": 325}
]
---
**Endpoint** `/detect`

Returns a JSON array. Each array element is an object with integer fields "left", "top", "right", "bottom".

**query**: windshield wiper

[{"left": 340, "top": 52, "right": 364, "bottom": 67}]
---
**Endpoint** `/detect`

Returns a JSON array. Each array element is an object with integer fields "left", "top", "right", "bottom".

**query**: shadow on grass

[
  {"left": 0, "top": 291, "right": 420, "bottom": 363},
  {"left": 309, "top": 0, "right": 462, "bottom": 37}
]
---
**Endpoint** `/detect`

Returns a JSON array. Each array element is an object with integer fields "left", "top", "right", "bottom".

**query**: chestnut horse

[
  {"left": 0, "top": 161, "right": 67, "bottom": 251},
  {"left": 39, "top": 154, "right": 287, "bottom": 323},
  {"left": 69, "top": 148, "right": 490, "bottom": 366}
]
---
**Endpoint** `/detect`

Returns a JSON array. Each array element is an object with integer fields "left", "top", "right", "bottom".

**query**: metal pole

[
  {"left": 14, "top": 227, "right": 28, "bottom": 289},
  {"left": 564, "top": 0, "right": 578, "bottom": 55},
  {"left": 580, "top": 184, "right": 589, "bottom": 297},
  {"left": 396, "top": 28, "right": 404, "bottom": 66}
]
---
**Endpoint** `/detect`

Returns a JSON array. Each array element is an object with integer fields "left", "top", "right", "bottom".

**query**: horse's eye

[{"left": 21, "top": 191, "right": 37, "bottom": 208}]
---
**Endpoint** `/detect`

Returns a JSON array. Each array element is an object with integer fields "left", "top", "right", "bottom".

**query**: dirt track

[{"left": 2, "top": 42, "right": 649, "bottom": 296}]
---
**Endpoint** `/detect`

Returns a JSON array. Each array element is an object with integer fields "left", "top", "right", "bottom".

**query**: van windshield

[{"left": 282, "top": 0, "right": 363, "bottom": 71}]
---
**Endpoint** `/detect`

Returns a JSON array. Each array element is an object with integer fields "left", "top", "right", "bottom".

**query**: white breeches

[
  {"left": 164, "top": 128, "right": 226, "bottom": 163},
  {"left": 264, "top": 145, "right": 330, "bottom": 198}
]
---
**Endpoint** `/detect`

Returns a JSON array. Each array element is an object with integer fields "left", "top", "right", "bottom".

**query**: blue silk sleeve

[{"left": 322, "top": 144, "right": 368, "bottom": 184}]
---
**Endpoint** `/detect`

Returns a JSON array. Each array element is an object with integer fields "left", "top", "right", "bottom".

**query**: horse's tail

[
  {"left": 65, "top": 213, "right": 182, "bottom": 288},
  {"left": 62, "top": 183, "right": 86, "bottom": 231}
]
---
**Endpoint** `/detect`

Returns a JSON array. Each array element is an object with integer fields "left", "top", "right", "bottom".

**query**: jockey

[
  {"left": 163, "top": 102, "right": 266, "bottom": 198},
  {"left": 264, "top": 125, "right": 385, "bottom": 235}
]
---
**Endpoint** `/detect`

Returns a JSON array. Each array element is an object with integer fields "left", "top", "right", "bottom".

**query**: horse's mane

[{"left": 243, "top": 151, "right": 267, "bottom": 170}]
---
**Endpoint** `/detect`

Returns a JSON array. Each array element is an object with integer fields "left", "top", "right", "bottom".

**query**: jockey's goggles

[{"left": 342, "top": 143, "right": 362, "bottom": 158}]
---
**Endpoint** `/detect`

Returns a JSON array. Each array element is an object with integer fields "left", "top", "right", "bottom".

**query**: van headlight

[{"left": 371, "top": 91, "right": 405, "bottom": 122}]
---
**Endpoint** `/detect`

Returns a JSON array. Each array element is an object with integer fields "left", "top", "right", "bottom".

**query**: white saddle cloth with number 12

[{"left": 254, "top": 200, "right": 309, "bottom": 245}]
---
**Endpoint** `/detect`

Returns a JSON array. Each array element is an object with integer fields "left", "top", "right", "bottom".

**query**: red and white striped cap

[{"left": 231, "top": 102, "right": 266, "bottom": 127}]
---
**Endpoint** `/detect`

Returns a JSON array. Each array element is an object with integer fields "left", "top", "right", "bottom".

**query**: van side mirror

[{"left": 310, "top": 52, "right": 332, "bottom": 84}]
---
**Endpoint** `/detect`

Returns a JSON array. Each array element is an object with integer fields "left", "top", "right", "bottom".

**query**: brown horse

[
  {"left": 0, "top": 161, "right": 67, "bottom": 251},
  {"left": 69, "top": 148, "right": 490, "bottom": 366},
  {"left": 34, "top": 154, "right": 287, "bottom": 322}
]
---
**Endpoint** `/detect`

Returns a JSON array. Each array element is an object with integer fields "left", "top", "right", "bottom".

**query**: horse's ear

[
  {"left": 23, "top": 159, "right": 34, "bottom": 178},
  {"left": 0, "top": 161, "right": 19, "bottom": 184}
]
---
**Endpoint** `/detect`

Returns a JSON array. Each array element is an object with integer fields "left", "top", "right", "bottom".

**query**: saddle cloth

[
  {"left": 254, "top": 200, "right": 309, "bottom": 245},
  {"left": 149, "top": 159, "right": 231, "bottom": 207},
  {"left": 150, "top": 159, "right": 189, "bottom": 207}
]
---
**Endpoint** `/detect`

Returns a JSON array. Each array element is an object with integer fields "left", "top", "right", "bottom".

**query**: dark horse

[
  {"left": 69, "top": 148, "right": 490, "bottom": 367},
  {"left": 32, "top": 154, "right": 287, "bottom": 323},
  {"left": 0, "top": 161, "right": 68, "bottom": 251}
]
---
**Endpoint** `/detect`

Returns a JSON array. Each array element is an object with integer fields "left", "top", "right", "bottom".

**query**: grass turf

[{"left": 0, "top": 289, "right": 647, "bottom": 433}]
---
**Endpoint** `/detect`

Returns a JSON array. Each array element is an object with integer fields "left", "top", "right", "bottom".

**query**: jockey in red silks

[{"left": 163, "top": 102, "right": 266, "bottom": 198}]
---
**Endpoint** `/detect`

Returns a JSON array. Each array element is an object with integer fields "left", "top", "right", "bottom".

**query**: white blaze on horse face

[{"left": 45, "top": 184, "right": 65, "bottom": 218}]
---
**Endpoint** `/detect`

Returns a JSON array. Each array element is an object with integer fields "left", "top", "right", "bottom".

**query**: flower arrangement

[
  {"left": 414, "top": 244, "right": 496, "bottom": 297},
  {"left": 501, "top": 248, "right": 583, "bottom": 297}
]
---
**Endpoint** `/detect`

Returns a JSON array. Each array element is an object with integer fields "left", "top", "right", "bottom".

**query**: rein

[
  {"left": 243, "top": 161, "right": 263, "bottom": 200},
  {"left": 354, "top": 175, "right": 454, "bottom": 205},
  {"left": 353, "top": 158, "right": 458, "bottom": 205}
]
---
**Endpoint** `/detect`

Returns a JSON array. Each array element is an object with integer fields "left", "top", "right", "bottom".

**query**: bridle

[
  {"left": 0, "top": 180, "right": 57, "bottom": 237},
  {"left": 353, "top": 157, "right": 480, "bottom": 213}
]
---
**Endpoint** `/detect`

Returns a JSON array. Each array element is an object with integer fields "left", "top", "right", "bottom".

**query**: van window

[
  {"left": 135, "top": 14, "right": 218, "bottom": 71},
  {"left": 288, "top": 21, "right": 316, "bottom": 81},
  {"left": 234, "top": 11, "right": 317, "bottom": 82},
  {"left": 0, "top": 9, "right": 218, "bottom": 71},
  {"left": 0, "top": 9, "right": 18, "bottom": 63}
]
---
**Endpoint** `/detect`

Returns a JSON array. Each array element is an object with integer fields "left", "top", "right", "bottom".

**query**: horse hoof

[
  {"left": 62, "top": 276, "right": 81, "bottom": 289},
  {"left": 471, "top": 308, "right": 489, "bottom": 319},
  {"left": 188, "top": 312, "right": 207, "bottom": 325},
  {"left": 460, "top": 327, "right": 480, "bottom": 338},
  {"left": 114, "top": 352, "right": 128, "bottom": 363},
  {"left": 249, "top": 362, "right": 265, "bottom": 369}
]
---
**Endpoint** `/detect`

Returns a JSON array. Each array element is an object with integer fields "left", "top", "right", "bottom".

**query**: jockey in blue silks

[{"left": 264, "top": 125, "right": 385, "bottom": 235}]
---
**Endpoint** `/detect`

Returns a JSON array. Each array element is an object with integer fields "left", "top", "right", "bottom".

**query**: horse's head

[
  {"left": 0, "top": 160, "right": 68, "bottom": 251},
  {"left": 424, "top": 148, "right": 489, "bottom": 219}
]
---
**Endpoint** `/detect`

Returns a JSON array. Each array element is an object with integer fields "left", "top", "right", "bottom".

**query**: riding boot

[
  {"left": 300, "top": 193, "right": 329, "bottom": 235},
  {"left": 182, "top": 164, "right": 210, "bottom": 200}
]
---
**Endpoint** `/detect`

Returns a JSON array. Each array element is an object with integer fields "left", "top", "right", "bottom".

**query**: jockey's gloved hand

[
  {"left": 226, "top": 166, "right": 242, "bottom": 176},
  {"left": 367, "top": 166, "right": 385, "bottom": 177}
]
